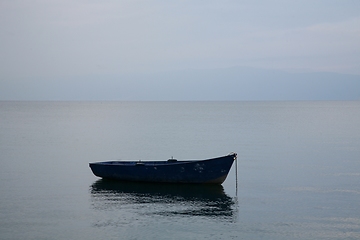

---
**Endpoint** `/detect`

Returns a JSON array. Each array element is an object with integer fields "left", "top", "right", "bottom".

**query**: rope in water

[{"left": 234, "top": 153, "right": 238, "bottom": 197}]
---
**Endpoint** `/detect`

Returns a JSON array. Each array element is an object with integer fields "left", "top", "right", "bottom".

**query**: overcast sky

[{"left": 1, "top": 0, "right": 360, "bottom": 100}]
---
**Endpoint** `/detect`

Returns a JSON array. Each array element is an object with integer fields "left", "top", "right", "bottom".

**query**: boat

[{"left": 89, "top": 153, "right": 237, "bottom": 184}]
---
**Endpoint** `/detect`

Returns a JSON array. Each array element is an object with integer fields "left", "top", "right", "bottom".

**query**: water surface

[{"left": 0, "top": 101, "right": 359, "bottom": 239}]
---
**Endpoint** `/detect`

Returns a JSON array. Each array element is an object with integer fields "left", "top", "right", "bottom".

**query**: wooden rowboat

[{"left": 89, "top": 153, "right": 237, "bottom": 184}]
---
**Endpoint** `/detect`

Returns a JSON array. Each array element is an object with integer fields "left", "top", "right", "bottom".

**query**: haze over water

[{"left": 0, "top": 101, "right": 359, "bottom": 239}]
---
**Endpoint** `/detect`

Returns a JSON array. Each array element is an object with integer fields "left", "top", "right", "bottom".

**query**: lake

[{"left": 0, "top": 101, "right": 359, "bottom": 239}]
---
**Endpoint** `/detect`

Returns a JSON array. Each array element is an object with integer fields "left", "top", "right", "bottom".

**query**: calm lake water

[{"left": 0, "top": 101, "right": 359, "bottom": 239}]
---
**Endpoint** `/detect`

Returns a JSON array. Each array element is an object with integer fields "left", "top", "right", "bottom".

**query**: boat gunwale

[{"left": 89, "top": 154, "right": 236, "bottom": 167}]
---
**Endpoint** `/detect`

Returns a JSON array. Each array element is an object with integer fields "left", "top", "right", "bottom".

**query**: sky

[{"left": 1, "top": 0, "right": 360, "bottom": 100}]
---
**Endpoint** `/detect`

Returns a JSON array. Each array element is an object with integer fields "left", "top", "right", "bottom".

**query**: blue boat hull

[{"left": 89, "top": 153, "right": 236, "bottom": 184}]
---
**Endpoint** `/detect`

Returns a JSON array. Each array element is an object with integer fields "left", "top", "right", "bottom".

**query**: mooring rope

[
  {"left": 235, "top": 153, "right": 238, "bottom": 197},
  {"left": 232, "top": 152, "right": 239, "bottom": 222},
  {"left": 229, "top": 152, "right": 238, "bottom": 197}
]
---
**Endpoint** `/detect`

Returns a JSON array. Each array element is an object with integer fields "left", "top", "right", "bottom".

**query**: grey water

[{"left": 0, "top": 101, "right": 359, "bottom": 239}]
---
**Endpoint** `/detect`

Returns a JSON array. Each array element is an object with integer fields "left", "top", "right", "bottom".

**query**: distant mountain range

[
  {"left": 144, "top": 67, "right": 360, "bottom": 101},
  {"left": 2, "top": 67, "right": 360, "bottom": 101}
]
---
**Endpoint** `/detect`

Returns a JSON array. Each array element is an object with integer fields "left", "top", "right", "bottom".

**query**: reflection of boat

[
  {"left": 90, "top": 179, "right": 235, "bottom": 218},
  {"left": 89, "top": 153, "right": 237, "bottom": 184}
]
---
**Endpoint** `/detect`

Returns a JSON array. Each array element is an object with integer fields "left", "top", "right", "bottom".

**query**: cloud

[{"left": 1, "top": 0, "right": 360, "bottom": 83}]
